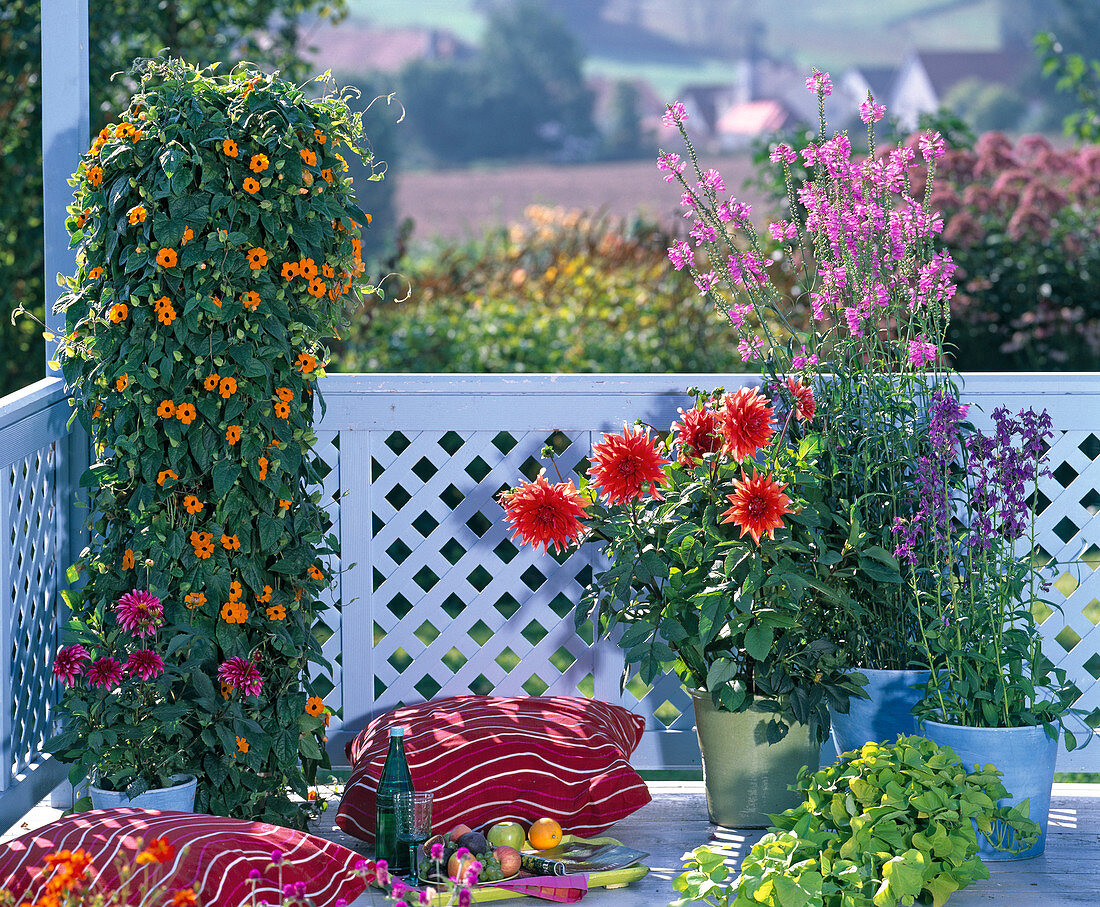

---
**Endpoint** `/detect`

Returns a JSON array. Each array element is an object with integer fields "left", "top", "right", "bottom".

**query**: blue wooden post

[{"left": 41, "top": 0, "right": 89, "bottom": 377}]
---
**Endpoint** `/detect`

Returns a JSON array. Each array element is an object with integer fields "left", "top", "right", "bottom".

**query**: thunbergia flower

[
  {"left": 52, "top": 644, "right": 91, "bottom": 687},
  {"left": 114, "top": 589, "right": 163, "bottom": 638},
  {"left": 218, "top": 656, "right": 264, "bottom": 697}
]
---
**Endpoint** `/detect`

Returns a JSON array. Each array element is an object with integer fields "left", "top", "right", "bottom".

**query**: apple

[
  {"left": 448, "top": 823, "right": 473, "bottom": 842},
  {"left": 486, "top": 821, "right": 526, "bottom": 850},
  {"left": 494, "top": 845, "right": 521, "bottom": 877}
]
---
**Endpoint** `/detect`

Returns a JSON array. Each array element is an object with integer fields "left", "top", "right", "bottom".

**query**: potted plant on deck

[
  {"left": 899, "top": 391, "right": 1085, "bottom": 859},
  {"left": 49, "top": 586, "right": 197, "bottom": 810},
  {"left": 656, "top": 74, "right": 960, "bottom": 754},
  {"left": 499, "top": 386, "right": 863, "bottom": 827}
]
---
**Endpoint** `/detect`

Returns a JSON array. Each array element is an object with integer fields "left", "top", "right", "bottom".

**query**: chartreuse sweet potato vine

[
  {"left": 52, "top": 56, "right": 381, "bottom": 826},
  {"left": 672, "top": 736, "right": 1039, "bottom": 907}
]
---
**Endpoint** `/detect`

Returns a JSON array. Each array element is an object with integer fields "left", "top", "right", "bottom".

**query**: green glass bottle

[{"left": 375, "top": 726, "right": 414, "bottom": 874}]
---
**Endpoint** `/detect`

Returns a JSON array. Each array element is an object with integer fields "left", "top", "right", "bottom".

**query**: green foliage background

[
  {"left": 53, "top": 58, "right": 376, "bottom": 825},
  {"left": 1, "top": 0, "right": 350, "bottom": 398}
]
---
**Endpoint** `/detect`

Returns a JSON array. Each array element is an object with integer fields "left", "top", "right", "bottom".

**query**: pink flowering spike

[
  {"left": 907, "top": 336, "right": 938, "bottom": 368},
  {"left": 805, "top": 69, "right": 832, "bottom": 96},
  {"left": 859, "top": 94, "right": 885, "bottom": 124},
  {"left": 919, "top": 130, "right": 946, "bottom": 162},
  {"left": 661, "top": 101, "right": 688, "bottom": 128}
]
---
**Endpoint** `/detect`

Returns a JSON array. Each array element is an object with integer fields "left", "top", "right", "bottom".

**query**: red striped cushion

[
  {"left": 336, "top": 695, "right": 651, "bottom": 843},
  {"left": 0, "top": 808, "right": 367, "bottom": 906}
]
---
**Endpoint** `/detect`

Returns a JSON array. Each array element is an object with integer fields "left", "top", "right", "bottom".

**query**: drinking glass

[{"left": 394, "top": 791, "right": 434, "bottom": 885}]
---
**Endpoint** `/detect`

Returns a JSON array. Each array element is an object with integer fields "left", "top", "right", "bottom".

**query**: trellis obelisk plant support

[{"left": 51, "top": 57, "right": 381, "bottom": 826}]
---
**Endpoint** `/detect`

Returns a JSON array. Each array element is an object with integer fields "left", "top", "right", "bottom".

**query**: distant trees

[{"left": 398, "top": 0, "right": 595, "bottom": 164}]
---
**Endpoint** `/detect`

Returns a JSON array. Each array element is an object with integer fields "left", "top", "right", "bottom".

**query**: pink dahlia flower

[
  {"left": 52, "top": 644, "right": 91, "bottom": 686},
  {"left": 124, "top": 649, "right": 165, "bottom": 681},
  {"left": 218, "top": 656, "right": 264, "bottom": 697},
  {"left": 114, "top": 589, "right": 163, "bottom": 638},
  {"left": 86, "top": 657, "right": 124, "bottom": 689}
]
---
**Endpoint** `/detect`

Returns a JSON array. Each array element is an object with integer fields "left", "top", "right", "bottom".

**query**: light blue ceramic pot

[
  {"left": 829, "top": 668, "right": 930, "bottom": 758},
  {"left": 920, "top": 719, "right": 1056, "bottom": 860},
  {"left": 89, "top": 773, "right": 198, "bottom": 812}
]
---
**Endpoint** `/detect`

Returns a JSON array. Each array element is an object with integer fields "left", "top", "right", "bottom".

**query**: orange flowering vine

[
  {"left": 87, "top": 165, "right": 103, "bottom": 186},
  {"left": 221, "top": 601, "right": 248, "bottom": 624},
  {"left": 156, "top": 247, "right": 178, "bottom": 268},
  {"left": 241, "top": 291, "right": 260, "bottom": 311},
  {"left": 276, "top": 387, "right": 294, "bottom": 403},
  {"left": 247, "top": 247, "right": 268, "bottom": 269},
  {"left": 308, "top": 564, "right": 325, "bottom": 581},
  {"left": 236, "top": 735, "right": 249, "bottom": 753},
  {"left": 300, "top": 148, "right": 317, "bottom": 166},
  {"left": 249, "top": 153, "right": 269, "bottom": 173},
  {"left": 321, "top": 168, "right": 334, "bottom": 185},
  {"left": 257, "top": 456, "right": 268, "bottom": 480},
  {"left": 156, "top": 399, "right": 176, "bottom": 418},
  {"left": 266, "top": 604, "right": 286, "bottom": 621},
  {"left": 123, "top": 549, "right": 135, "bottom": 569},
  {"left": 222, "top": 138, "right": 238, "bottom": 157},
  {"left": 229, "top": 580, "right": 243, "bottom": 601},
  {"left": 183, "top": 495, "right": 204, "bottom": 515},
  {"left": 115, "top": 374, "right": 128, "bottom": 391},
  {"left": 108, "top": 302, "right": 128, "bottom": 323},
  {"left": 296, "top": 352, "right": 317, "bottom": 374},
  {"left": 256, "top": 585, "right": 273, "bottom": 603},
  {"left": 243, "top": 177, "right": 260, "bottom": 194},
  {"left": 313, "top": 128, "right": 327, "bottom": 144},
  {"left": 281, "top": 261, "right": 300, "bottom": 280},
  {"left": 204, "top": 373, "right": 220, "bottom": 391},
  {"left": 279, "top": 499, "right": 292, "bottom": 511},
  {"left": 88, "top": 266, "right": 104, "bottom": 280},
  {"left": 182, "top": 226, "right": 194, "bottom": 244},
  {"left": 190, "top": 531, "right": 215, "bottom": 559},
  {"left": 157, "top": 469, "right": 178, "bottom": 486},
  {"left": 184, "top": 591, "right": 206, "bottom": 610},
  {"left": 127, "top": 205, "right": 146, "bottom": 224},
  {"left": 226, "top": 424, "right": 241, "bottom": 444},
  {"left": 219, "top": 376, "right": 238, "bottom": 398},
  {"left": 307, "top": 277, "right": 326, "bottom": 298},
  {"left": 274, "top": 401, "right": 290, "bottom": 419},
  {"left": 176, "top": 402, "right": 197, "bottom": 425},
  {"left": 221, "top": 533, "right": 240, "bottom": 551},
  {"left": 299, "top": 258, "right": 317, "bottom": 279},
  {"left": 305, "top": 696, "right": 325, "bottom": 716}
]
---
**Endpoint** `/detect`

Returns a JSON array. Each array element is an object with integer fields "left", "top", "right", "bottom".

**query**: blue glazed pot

[
  {"left": 920, "top": 719, "right": 1056, "bottom": 860},
  {"left": 90, "top": 773, "right": 198, "bottom": 812},
  {"left": 829, "top": 668, "right": 929, "bottom": 759}
]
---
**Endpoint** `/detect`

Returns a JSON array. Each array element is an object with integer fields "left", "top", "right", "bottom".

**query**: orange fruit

[{"left": 528, "top": 817, "right": 563, "bottom": 850}]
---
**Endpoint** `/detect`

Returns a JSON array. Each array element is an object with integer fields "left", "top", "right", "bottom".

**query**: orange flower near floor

[
  {"left": 226, "top": 425, "right": 241, "bottom": 444},
  {"left": 588, "top": 423, "right": 670, "bottom": 504},
  {"left": 249, "top": 153, "right": 269, "bottom": 173},
  {"left": 176, "top": 402, "right": 197, "bottom": 425},
  {"left": 212, "top": 294, "right": 222, "bottom": 307},
  {"left": 257, "top": 456, "right": 268, "bottom": 480},
  {"left": 156, "top": 469, "right": 178, "bottom": 486},
  {"left": 127, "top": 205, "right": 146, "bottom": 225},
  {"left": 229, "top": 580, "right": 243, "bottom": 601},
  {"left": 108, "top": 302, "right": 128, "bottom": 323},
  {"left": 305, "top": 696, "right": 325, "bottom": 716},
  {"left": 221, "top": 533, "right": 240, "bottom": 551},
  {"left": 274, "top": 401, "right": 290, "bottom": 419},
  {"left": 183, "top": 495, "right": 204, "bottom": 515},
  {"left": 281, "top": 261, "right": 300, "bottom": 280},
  {"left": 220, "top": 682, "right": 232, "bottom": 700},
  {"left": 184, "top": 591, "right": 206, "bottom": 610},
  {"left": 222, "top": 138, "right": 238, "bottom": 157},
  {"left": 190, "top": 531, "right": 215, "bottom": 559},
  {"left": 785, "top": 376, "right": 816, "bottom": 422},
  {"left": 115, "top": 123, "right": 135, "bottom": 139},
  {"left": 136, "top": 837, "right": 175, "bottom": 865},
  {"left": 241, "top": 291, "right": 260, "bottom": 311},
  {"left": 115, "top": 374, "right": 128, "bottom": 391},
  {"left": 236, "top": 735, "right": 249, "bottom": 753},
  {"left": 299, "top": 258, "right": 317, "bottom": 279},
  {"left": 171, "top": 889, "right": 198, "bottom": 907},
  {"left": 156, "top": 399, "right": 176, "bottom": 418},
  {"left": 158, "top": 304, "right": 177, "bottom": 325},
  {"left": 88, "top": 266, "right": 104, "bottom": 280},
  {"left": 87, "top": 165, "right": 103, "bottom": 186},
  {"left": 182, "top": 226, "right": 194, "bottom": 244},
  {"left": 720, "top": 470, "right": 792, "bottom": 545},
  {"left": 500, "top": 473, "right": 588, "bottom": 553},
  {"left": 266, "top": 604, "right": 286, "bottom": 621},
  {"left": 322, "top": 263, "right": 335, "bottom": 279},
  {"left": 296, "top": 352, "right": 317, "bottom": 374},
  {"left": 307, "top": 277, "right": 326, "bottom": 298},
  {"left": 313, "top": 128, "right": 327, "bottom": 144},
  {"left": 247, "top": 247, "right": 268, "bottom": 269},
  {"left": 204, "top": 374, "right": 219, "bottom": 391},
  {"left": 672, "top": 405, "right": 724, "bottom": 465},
  {"left": 308, "top": 564, "right": 324, "bottom": 581},
  {"left": 93, "top": 401, "right": 103, "bottom": 419},
  {"left": 122, "top": 549, "right": 135, "bottom": 569},
  {"left": 279, "top": 499, "right": 292, "bottom": 511},
  {"left": 300, "top": 148, "right": 317, "bottom": 166},
  {"left": 221, "top": 601, "right": 248, "bottom": 623},
  {"left": 218, "top": 376, "right": 238, "bottom": 398},
  {"left": 718, "top": 386, "right": 775, "bottom": 461},
  {"left": 321, "top": 168, "right": 334, "bottom": 184},
  {"left": 276, "top": 387, "right": 294, "bottom": 403},
  {"left": 256, "top": 585, "right": 272, "bottom": 603},
  {"left": 243, "top": 177, "right": 260, "bottom": 194},
  {"left": 156, "top": 247, "right": 177, "bottom": 268}
]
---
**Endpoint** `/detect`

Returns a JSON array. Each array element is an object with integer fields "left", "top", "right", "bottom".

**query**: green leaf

[{"left": 744, "top": 624, "right": 774, "bottom": 662}]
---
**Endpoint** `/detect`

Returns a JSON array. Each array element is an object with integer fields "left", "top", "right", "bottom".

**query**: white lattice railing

[{"left": 4, "top": 373, "right": 1100, "bottom": 835}]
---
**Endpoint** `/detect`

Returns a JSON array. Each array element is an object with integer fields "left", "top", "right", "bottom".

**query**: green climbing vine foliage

[{"left": 53, "top": 56, "right": 382, "bottom": 826}]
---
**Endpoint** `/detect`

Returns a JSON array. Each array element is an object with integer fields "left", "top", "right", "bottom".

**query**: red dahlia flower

[
  {"left": 114, "top": 589, "right": 163, "bottom": 638},
  {"left": 718, "top": 387, "right": 775, "bottom": 460},
  {"left": 720, "top": 470, "right": 792, "bottom": 544},
  {"left": 671, "top": 406, "right": 724, "bottom": 465},
  {"left": 52, "top": 644, "right": 91, "bottom": 686},
  {"left": 785, "top": 376, "right": 816, "bottom": 422},
  {"left": 86, "top": 657, "right": 125, "bottom": 690},
  {"left": 217, "top": 656, "right": 264, "bottom": 697},
  {"left": 588, "top": 424, "right": 669, "bottom": 504},
  {"left": 499, "top": 474, "right": 588, "bottom": 553},
  {"left": 124, "top": 649, "right": 165, "bottom": 681}
]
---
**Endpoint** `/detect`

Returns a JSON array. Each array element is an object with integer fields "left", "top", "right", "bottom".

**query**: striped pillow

[
  {"left": 0, "top": 808, "right": 367, "bottom": 906},
  {"left": 336, "top": 695, "right": 651, "bottom": 843}
]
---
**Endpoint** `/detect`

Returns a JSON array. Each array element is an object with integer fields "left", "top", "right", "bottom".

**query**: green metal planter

[{"left": 691, "top": 691, "right": 818, "bottom": 828}]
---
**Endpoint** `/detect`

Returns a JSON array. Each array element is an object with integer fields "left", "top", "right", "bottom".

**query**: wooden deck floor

[
  {"left": 316, "top": 782, "right": 1100, "bottom": 906},
  {"left": 4, "top": 782, "right": 1098, "bottom": 904}
]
